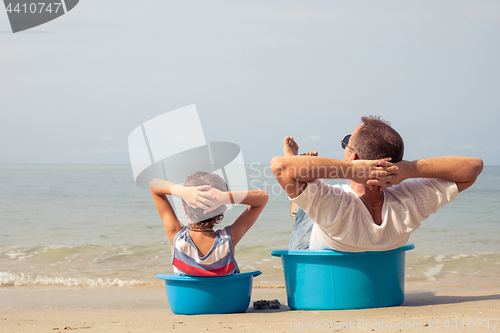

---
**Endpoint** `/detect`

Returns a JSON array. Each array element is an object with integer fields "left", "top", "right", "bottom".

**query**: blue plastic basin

[
  {"left": 156, "top": 271, "right": 262, "bottom": 315},
  {"left": 271, "top": 244, "right": 414, "bottom": 310}
]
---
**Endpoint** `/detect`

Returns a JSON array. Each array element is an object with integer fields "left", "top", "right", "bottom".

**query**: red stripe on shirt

[{"left": 172, "top": 258, "right": 236, "bottom": 276}]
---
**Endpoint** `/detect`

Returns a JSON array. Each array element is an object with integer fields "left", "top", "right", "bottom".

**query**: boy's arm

[
  {"left": 229, "top": 190, "right": 269, "bottom": 246},
  {"left": 271, "top": 156, "right": 396, "bottom": 199},
  {"left": 149, "top": 179, "right": 214, "bottom": 243},
  {"left": 380, "top": 157, "right": 483, "bottom": 192},
  {"left": 207, "top": 189, "right": 269, "bottom": 247}
]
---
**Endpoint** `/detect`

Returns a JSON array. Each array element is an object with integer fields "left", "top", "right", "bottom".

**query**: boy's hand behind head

[
  {"left": 182, "top": 185, "right": 215, "bottom": 210},
  {"left": 203, "top": 188, "right": 230, "bottom": 214}
]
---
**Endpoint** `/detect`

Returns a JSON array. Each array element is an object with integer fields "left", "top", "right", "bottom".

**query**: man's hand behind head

[{"left": 355, "top": 158, "right": 399, "bottom": 190}]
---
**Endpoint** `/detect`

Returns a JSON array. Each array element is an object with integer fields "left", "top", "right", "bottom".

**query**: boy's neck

[{"left": 189, "top": 227, "right": 214, "bottom": 233}]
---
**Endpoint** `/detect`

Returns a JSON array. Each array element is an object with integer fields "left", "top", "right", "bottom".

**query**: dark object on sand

[{"left": 253, "top": 299, "right": 281, "bottom": 310}]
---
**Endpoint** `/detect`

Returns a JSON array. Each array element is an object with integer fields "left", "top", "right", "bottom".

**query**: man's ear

[
  {"left": 182, "top": 204, "right": 188, "bottom": 216},
  {"left": 350, "top": 152, "right": 359, "bottom": 161}
]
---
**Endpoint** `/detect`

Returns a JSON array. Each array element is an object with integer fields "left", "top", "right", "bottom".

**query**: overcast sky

[{"left": 1, "top": 0, "right": 499, "bottom": 166}]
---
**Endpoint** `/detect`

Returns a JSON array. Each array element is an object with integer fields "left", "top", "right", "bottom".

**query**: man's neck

[{"left": 350, "top": 181, "right": 383, "bottom": 198}]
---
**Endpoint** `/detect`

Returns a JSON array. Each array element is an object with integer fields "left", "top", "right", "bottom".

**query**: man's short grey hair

[{"left": 353, "top": 116, "right": 404, "bottom": 163}]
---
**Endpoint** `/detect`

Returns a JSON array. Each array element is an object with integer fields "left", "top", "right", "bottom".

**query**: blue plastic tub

[
  {"left": 156, "top": 271, "right": 262, "bottom": 315},
  {"left": 271, "top": 244, "right": 414, "bottom": 310}
]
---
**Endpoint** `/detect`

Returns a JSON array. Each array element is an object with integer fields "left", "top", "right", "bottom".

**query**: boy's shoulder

[{"left": 216, "top": 225, "right": 231, "bottom": 237}]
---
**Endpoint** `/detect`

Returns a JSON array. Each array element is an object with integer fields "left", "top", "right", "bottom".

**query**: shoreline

[
  {"left": 1, "top": 287, "right": 499, "bottom": 332},
  {"left": 2, "top": 282, "right": 500, "bottom": 311},
  {"left": 2, "top": 250, "right": 499, "bottom": 289}
]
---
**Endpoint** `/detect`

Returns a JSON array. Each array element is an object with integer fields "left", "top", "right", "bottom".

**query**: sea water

[{"left": 0, "top": 164, "right": 499, "bottom": 289}]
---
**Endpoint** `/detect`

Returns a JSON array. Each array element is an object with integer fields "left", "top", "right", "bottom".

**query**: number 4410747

[
  {"left": 444, "top": 319, "right": 499, "bottom": 329},
  {"left": 5, "top": 2, "right": 62, "bottom": 14}
]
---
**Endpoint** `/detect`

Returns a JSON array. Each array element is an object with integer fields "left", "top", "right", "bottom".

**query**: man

[{"left": 271, "top": 116, "right": 483, "bottom": 252}]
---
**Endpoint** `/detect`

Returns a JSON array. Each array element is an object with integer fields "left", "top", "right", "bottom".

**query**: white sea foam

[
  {"left": 5, "top": 252, "right": 26, "bottom": 259},
  {"left": 242, "top": 265, "right": 256, "bottom": 270},
  {"left": 451, "top": 254, "right": 469, "bottom": 260},
  {"left": 0, "top": 271, "right": 145, "bottom": 287},
  {"left": 434, "top": 255, "right": 446, "bottom": 262},
  {"left": 424, "top": 264, "right": 443, "bottom": 282}
]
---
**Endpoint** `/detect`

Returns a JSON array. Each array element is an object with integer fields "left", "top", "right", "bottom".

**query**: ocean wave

[
  {"left": 0, "top": 271, "right": 151, "bottom": 287},
  {"left": 0, "top": 243, "right": 172, "bottom": 270}
]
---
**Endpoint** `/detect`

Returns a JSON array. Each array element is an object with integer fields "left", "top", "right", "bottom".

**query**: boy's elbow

[
  {"left": 249, "top": 191, "right": 269, "bottom": 208},
  {"left": 149, "top": 178, "right": 162, "bottom": 190},
  {"left": 262, "top": 191, "right": 270, "bottom": 204}
]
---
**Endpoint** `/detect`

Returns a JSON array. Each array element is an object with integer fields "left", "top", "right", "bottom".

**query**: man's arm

[
  {"left": 375, "top": 156, "right": 483, "bottom": 192},
  {"left": 271, "top": 156, "right": 396, "bottom": 199}
]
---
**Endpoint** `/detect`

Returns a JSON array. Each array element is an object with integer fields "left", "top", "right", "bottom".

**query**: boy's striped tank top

[{"left": 171, "top": 226, "right": 240, "bottom": 276}]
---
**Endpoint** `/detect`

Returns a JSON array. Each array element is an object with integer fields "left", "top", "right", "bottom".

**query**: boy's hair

[
  {"left": 182, "top": 171, "right": 228, "bottom": 230},
  {"left": 353, "top": 116, "right": 404, "bottom": 163}
]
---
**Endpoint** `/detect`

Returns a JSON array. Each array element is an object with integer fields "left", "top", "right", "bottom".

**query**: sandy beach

[{"left": 2, "top": 285, "right": 500, "bottom": 333}]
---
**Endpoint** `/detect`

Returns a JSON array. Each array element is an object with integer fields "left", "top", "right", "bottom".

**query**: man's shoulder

[
  {"left": 306, "top": 180, "right": 349, "bottom": 195},
  {"left": 291, "top": 180, "right": 348, "bottom": 204},
  {"left": 385, "top": 178, "right": 458, "bottom": 200},
  {"left": 391, "top": 178, "right": 455, "bottom": 190}
]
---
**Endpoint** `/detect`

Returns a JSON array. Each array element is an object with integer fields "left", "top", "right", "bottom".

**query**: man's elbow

[
  {"left": 271, "top": 157, "right": 285, "bottom": 178},
  {"left": 471, "top": 158, "right": 484, "bottom": 179}
]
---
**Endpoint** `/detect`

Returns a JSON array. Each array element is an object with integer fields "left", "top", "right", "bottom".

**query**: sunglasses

[{"left": 341, "top": 135, "right": 356, "bottom": 152}]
